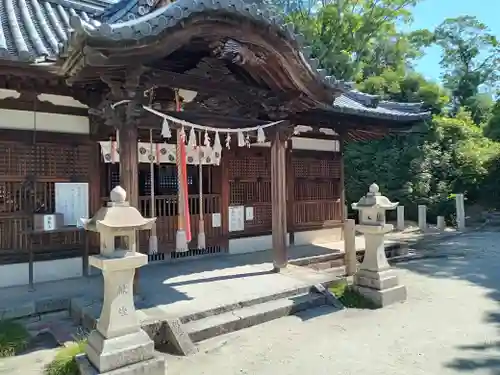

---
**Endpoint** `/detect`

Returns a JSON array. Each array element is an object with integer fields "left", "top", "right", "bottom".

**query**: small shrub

[
  {"left": 330, "top": 280, "right": 377, "bottom": 309},
  {"left": 0, "top": 319, "right": 29, "bottom": 357},
  {"left": 44, "top": 340, "right": 87, "bottom": 375}
]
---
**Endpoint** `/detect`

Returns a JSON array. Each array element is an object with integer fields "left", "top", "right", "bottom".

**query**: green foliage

[
  {"left": 483, "top": 100, "right": 500, "bottom": 141},
  {"left": 434, "top": 16, "right": 500, "bottom": 120},
  {"left": 330, "top": 280, "right": 377, "bottom": 309},
  {"left": 0, "top": 319, "right": 29, "bottom": 357},
  {"left": 44, "top": 340, "right": 87, "bottom": 375},
  {"left": 287, "top": 0, "right": 423, "bottom": 80},
  {"left": 358, "top": 69, "right": 449, "bottom": 114},
  {"left": 344, "top": 115, "right": 500, "bottom": 222}
]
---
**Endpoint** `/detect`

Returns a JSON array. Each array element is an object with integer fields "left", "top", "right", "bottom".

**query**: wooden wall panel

[{"left": 0, "top": 130, "right": 93, "bottom": 264}]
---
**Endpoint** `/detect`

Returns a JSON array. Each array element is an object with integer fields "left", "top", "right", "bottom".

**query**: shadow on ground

[{"left": 398, "top": 231, "right": 500, "bottom": 373}]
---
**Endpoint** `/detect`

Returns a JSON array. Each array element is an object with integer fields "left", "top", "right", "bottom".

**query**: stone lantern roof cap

[
  {"left": 82, "top": 186, "right": 156, "bottom": 232},
  {"left": 351, "top": 183, "right": 398, "bottom": 211}
]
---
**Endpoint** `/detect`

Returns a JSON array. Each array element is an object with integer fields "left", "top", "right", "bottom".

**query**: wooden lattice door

[
  {"left": 228, "top": 148, "right": 272, "bottom": 236},
  {"left": 292, "top": 150, "right": 342, "bottom": 231}
]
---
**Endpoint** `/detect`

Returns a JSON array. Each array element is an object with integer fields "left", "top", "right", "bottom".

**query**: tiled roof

[
  {"left": 332, "top": 91, "right": 430, "bottom": 121},
  {"left": 0, "top": 0, "right": 112, "bottom": 61},
  {"left": 0, "top": 0, "right": 430, "bottom": 121}
]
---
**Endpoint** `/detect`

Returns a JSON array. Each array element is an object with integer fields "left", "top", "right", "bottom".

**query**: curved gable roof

[{"left": 0, "top": 0, "right": 430, "bottom": 122}]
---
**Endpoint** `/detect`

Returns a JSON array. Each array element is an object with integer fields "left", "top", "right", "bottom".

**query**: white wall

[
  {"left": 0, "top": 108, "right": 89, "bottom": 134},
  {"left": 0, "top": 257, "right": 84, "bottom": 288}
]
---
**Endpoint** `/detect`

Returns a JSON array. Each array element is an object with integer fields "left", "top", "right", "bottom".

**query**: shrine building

[{"left": 0, "top": 0, "right": 429, "bottom": 288}]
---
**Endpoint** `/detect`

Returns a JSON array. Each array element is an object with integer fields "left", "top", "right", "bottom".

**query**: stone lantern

[
  {"left": 76, "top": 186, "right": 165, "bottom": 375},
  {"left": 351, "top": 183, "right": 406, "bottom": 307}
]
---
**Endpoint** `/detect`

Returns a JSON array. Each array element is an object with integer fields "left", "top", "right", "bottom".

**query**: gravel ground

[
  {"left": 166, "top": 231, "right": 500, "bottom": 375},
  {"left": 2, "top": 231, "right": 500, "bottom": 375}
]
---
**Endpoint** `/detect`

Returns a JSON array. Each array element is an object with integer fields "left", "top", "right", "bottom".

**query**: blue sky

[{"left": 407, "top": 0, "right": 500, "bottom": 83}]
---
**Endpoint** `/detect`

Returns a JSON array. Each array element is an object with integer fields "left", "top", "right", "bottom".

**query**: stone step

[
  {"left": 184, "top": 292, "right": 329, "bottom": 343},
  {"left": 48, "top": 319, "right": 83, "bottom": 347},
  {"left": 23, "top": 312, "right": 83, "bottom": 347},
  {"left": 179, "top": 284, "right": 314, "bottom": 324}
]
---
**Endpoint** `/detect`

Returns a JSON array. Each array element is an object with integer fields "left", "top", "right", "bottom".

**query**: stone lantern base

[
  {"left": 75, "top": 352, "right": 166, "bottom": 375},
  {"left": 353, "top": 269, "right": 407, "bottom": 307}
]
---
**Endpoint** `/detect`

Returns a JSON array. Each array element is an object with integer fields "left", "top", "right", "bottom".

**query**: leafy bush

[
  {"left": 44, "top": 340, "right": 87, "bottom": 375},
  {"left": 344, "top": 114, "right": 500, "bottom": 222},
  {"left": 0, "top": 319, "right": 29, "bottom": 357},
  {"left": 330, "top": 280, "right": 376, "bottom": 309}
]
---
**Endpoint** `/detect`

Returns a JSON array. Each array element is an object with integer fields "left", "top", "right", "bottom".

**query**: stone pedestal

[
  {"left": 396, "top": 206, "right": 405, "bottom": 231},
  {"left": 437, "top": 216, "right": 445, "bottom": 231},
  {"left": 418, "top": 205, "right": 427, "bottom": 231},
  {"left": 79, "top": 186, "right": 164, "bottom": 375},
  {"left": 78, "top": 252, "right": 166, "bottom": 375},
  {"left": 351, "top": 184, "right": 406, "bottom": 308},
  {"left": 353, "top": 227, "right": 407, "bottom": 307},
  {"left": 456, "top": 194, "right": 465, "bottom": 230},
  {"left": 344, "top": 219, "right": 357, "bottom": 276}
]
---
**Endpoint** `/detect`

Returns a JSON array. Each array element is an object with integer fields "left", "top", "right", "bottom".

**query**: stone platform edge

[{"left": 0, "top": 228, "right": 467, "bottom": 321}]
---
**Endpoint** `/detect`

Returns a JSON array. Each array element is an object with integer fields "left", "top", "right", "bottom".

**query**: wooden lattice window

[{"left": 229, "top": 149, "right": 272, "bottom": 233}]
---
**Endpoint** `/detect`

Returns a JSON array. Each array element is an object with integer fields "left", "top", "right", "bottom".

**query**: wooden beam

[
  {"left": 147, "top": 68, "right": 267, "bottom": 96},
  {"left": 271, "top": 126, "right": 288, "bottom": 271}
]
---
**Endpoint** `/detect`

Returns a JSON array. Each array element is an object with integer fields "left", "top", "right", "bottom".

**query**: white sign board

[
  {"left": 245, "top": 207, "right": 254, "bottom": 221},
  {"left": 55, "top": 183, "right": 89, "bottom": 226},
  {"left": 228, "top": 206, "right": 245, "bottom": 232},
  {"left": 212, "top": 213, "right": 221, "bottom": 228}
]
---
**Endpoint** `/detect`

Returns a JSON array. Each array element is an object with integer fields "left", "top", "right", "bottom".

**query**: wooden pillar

[
  {"left": 339, "top": 135, "right": 346, "bottom": 221},
  {"left": 286, "top": 140, "right": 295, "bottom": 246},
  {"left": 220, "top": 148, "right": 231, "bottom": 251},
  {"left": 271, "top": 128, "right": 288, "bottom": 271},
  {"left": 119, "top": 126, "right": 139, "bottom": 209},
  {"left": 118, "top": 125, "right": 140, "bottom": 294}
]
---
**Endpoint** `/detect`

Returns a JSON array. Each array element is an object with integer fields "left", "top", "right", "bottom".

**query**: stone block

[
  {"left": 354, "top": 269, "right": 399, "bottom": 290},
  {"left": 0, "top": 302, "right": 35, "bottom": 320},
  {"left": 82, "top": 303, "right": 101, "bottom": 331},
  {"left": 86, "top": 329, "right": 154, "bottom": 373},
  {"left": 162, "top": 318, "right": 197, "bottom": 356},
  {"left": 354, "top": 284, "right": 407, "bottom": 307},
  {"left": 35, "top": 297, "right": 70, "bottom": 314},
  {"left": 76, "top": 352, "right": 166, "bottom": 375}
]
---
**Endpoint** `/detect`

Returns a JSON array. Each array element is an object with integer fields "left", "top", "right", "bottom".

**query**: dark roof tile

[{"left": 0, "top": 0, "right": 109, "bottom": 61}]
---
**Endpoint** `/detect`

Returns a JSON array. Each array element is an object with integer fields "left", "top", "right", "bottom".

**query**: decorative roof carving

[{"left": 210, "top": 39, "right": 265, "bottom": 67}]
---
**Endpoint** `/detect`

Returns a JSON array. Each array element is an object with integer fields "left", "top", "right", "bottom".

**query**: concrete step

[
  {"left": 179, "top": 285, "right": 314, "bottom": 324},
  {"left": 23, "top": 311, "right": 83, "bottom": 347},
  {"left": 184, "top": 292, "right": 328, "bottom": 343}
]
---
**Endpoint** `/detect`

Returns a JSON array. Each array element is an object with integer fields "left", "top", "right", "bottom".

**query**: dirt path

[{"left": 165, "top": 231, "right": 500, "bottom": 375}]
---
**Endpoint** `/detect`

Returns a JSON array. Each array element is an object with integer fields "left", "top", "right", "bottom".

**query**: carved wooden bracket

[{"left": 210, "top": 39, "right": 266, "bottom": 66}]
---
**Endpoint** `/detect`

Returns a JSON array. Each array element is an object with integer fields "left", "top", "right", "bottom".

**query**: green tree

[
  {"left": 288, "top": 0, "right": 429, "bottom": 81},
  {"left": 434, "top": 16, "right": 500, "bottom": 121},
  {"left": 358, "top": 69, "right": 449, "bottom": 114},
  {"left": 483, "top": 99, "right": 500, "bottom": 141}
]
